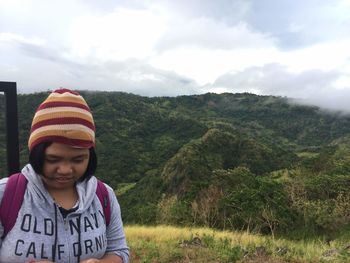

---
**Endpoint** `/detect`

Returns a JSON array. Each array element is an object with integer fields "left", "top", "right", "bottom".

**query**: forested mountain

[{"left": 1, "top": 91, "right": 350, "bottom": 237}]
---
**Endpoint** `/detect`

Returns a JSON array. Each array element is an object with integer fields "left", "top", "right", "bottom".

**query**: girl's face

[{"left": 42, "top": 142, "right": 90, "bottom": 191}]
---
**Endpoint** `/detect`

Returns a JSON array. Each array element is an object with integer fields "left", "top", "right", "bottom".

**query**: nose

[{"left": 57, "top": 162, "right": 73, "bottom": 174}]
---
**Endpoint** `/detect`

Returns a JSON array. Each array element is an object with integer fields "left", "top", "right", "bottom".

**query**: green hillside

[{"left": 1, "top": 91, "right": 350, "bottom": 238}]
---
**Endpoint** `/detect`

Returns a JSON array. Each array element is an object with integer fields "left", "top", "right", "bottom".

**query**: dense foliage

[{"left": 1, "top": 91, "right": 350, "bottom": 237}]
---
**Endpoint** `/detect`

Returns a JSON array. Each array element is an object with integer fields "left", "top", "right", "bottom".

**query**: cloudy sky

[{"left": 1, "top": 0, "right": 350, "bottom": 111}]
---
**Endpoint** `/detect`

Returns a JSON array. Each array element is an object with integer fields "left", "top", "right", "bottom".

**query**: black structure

[{"left": 0, "top": 81, "right": 20, "bottom": 175}]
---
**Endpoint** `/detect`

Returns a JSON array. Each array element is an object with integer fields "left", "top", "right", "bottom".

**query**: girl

[{"left": 0, "top": 89, "right": 129, "bottom": 262}]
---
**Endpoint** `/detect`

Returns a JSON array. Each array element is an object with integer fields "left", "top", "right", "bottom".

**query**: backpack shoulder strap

[
  {"left": 0, "top": 173, "right": 28, "bottom": 238},
  {"left": 95, "top": 180, "right": 111, "bottom": 226}
]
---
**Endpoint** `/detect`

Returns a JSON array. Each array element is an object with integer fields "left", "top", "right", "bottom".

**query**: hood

[{"left": 21, "top": 164, "right": 97, "bottom": 213}]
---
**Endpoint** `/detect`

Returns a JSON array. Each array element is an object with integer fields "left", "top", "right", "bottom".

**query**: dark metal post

[{"left": 0, "top": 81, "right": 20, "bottom": 175}]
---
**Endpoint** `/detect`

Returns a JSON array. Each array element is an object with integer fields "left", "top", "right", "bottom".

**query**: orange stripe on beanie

[{"left": 28, "top": 88, "right": 95, "bottom": 151}]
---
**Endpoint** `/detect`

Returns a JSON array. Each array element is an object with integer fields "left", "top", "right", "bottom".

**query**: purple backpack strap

[
  {"left": 0, "top": 173, "right": 28, "bottom": 238},
  {"left": 96, "top": 180, "right": 111, "bottom": 226}
]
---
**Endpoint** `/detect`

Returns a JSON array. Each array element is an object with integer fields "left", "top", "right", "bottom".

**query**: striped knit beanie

[{"left": 28, "top": 88, "right": 95, "bottom": 151}]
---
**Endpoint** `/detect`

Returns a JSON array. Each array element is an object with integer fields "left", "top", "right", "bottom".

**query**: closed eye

[
  {"left": 72, "top": 158, "right": 86, "bottom": 163},
  {"left": 72, "top": 155, "right": 89, "bottom": 163},
  {"left": 45, "top": 158, "right": 61, "bottom": 163}
]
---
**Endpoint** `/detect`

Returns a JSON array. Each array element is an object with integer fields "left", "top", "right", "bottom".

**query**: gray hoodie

[{"left": 0, "top": 164, "right": 129, "bottom": 263}]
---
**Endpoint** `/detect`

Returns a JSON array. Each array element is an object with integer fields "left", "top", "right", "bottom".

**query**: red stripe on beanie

[
  {"left": 37, "top": 101, "right": 91, "bottom": 112},
  {"left": 30, "top": 117, "right": 95, "bottom": 133},
  {"left": 54, "top": 88, "right": 81, "bottom": 95}
]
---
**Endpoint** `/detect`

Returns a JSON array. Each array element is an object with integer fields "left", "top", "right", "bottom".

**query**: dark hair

[{"left": 29, "top": 142, "right": 97, "bottom": 182}]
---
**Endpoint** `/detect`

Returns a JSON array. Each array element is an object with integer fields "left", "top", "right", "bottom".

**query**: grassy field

[{"left": 125, "top": 225, "right": 350, "bottom": 263}]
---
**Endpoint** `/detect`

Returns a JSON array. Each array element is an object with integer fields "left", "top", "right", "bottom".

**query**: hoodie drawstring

[
  {"left": 52, "top": 203, "right": 58, "bottom": 262},
  {"left": 77, "top": 214, "right": 82, "bottom": 263}
]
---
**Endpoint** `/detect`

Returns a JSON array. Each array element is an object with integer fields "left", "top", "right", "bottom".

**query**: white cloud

[
  {"left": 150, "top": 47, "right": 279, "bottom": 86},
  {"left": 245, "top": 0, "right": 350, "bottom": 49},
  {"left": 204, "top": 63, "right": 350, "bottom": 112},
  {"left": 0, "top": 0, "right": 89, "bottom": 45},
  {"left": 1, "top": 0, "right": 350, "bottom": 113},
  {"left": 341, "top": 0, "right": 350, "bottom": 6},
  {"left": 150, "top": 17, "right": 278, "bottom": 85},
  {"left": 0, "top": 32, "right": 46, "bottom": 46},
  {"left": 156, "top": 19, "right": 275, "bottom": 51},
  {"left": 0, "top": 49, "right": 200, "bottom": 97},
  {"left": 67, "top": 8, "right": 166, "bottom": 61},
  {"left": 279, "top": 40, "right": 350, "bottom": 73},
  {"left": 209, "top": 64, "right": 341, "bottom": 96}
]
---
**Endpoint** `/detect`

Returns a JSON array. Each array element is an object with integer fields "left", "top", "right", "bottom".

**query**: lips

[{"left": 55, "top": 177, "right": 74, "bottom": 183}]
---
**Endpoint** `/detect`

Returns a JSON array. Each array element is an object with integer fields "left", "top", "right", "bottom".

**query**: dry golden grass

[
  {"left": 124, "top": 225, "right": 350, "bottom": 263},
  {"left": 126, "top": 224, "right": 262, "bottom": 243}
]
